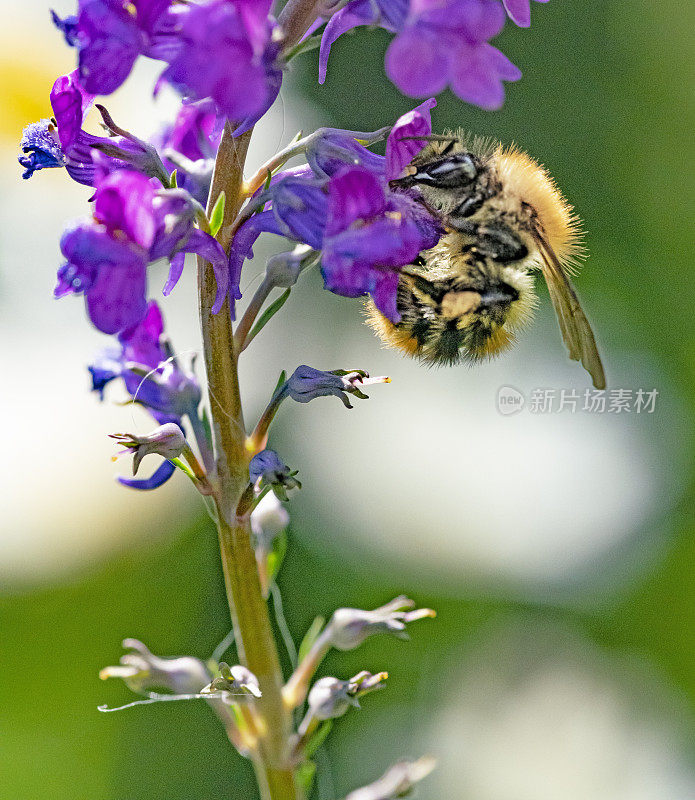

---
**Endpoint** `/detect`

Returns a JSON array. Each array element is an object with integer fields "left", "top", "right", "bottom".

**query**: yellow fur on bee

[
  {"left": 495, "top": 145, "right": 585, "bottom": 271},
  {"left": 364, "top": 302, "right": 421, "bottom": 356}
]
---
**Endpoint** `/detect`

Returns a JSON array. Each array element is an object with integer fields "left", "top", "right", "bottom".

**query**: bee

[{"left": 366, "top": 132, "right": 606, "bottom": 389}]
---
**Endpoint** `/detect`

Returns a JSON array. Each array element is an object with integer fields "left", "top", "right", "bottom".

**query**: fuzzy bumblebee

[{"left": 366, "top": 132, "right": 606, "bottom": 389}]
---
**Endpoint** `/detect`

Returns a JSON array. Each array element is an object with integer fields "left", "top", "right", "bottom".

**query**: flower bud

[
  {"left": 204, "top": 662, "right": 262, "bottom": 698},
  {"left": 99, "top": 639, "right": 211, "bottom": 695},
  {"left": 265, "top": 245, "right": 316, "bottom": 289},
  {"left": 326, "top": 596, "right": 435, "bottom": 651},
  {"left": 251, "top": 491, "right": 290, "bottom": 553},
  {"left": 249, "top": 449, "right": 301, "bottom": 501},
  {"left": 307, "top": 670, "right": 388, "bottom": 721},
  {"left": 109, "top": 422, "right": 187, "bottom": 475},
  {"left": 285, "top": 366, "right": 390, "bottom": 409},
  {"left": 344, "top": 757, "right": 436, "bottom": 800}
]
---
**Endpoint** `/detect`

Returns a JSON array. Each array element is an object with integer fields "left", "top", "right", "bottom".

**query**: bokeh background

[{"left": 1, "top": 1, "right": 694, "bottom": 798}]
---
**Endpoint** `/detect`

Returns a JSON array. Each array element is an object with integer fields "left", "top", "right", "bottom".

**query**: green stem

[{"left": 198, "top": 121, "right": 298, "bottom": 800}]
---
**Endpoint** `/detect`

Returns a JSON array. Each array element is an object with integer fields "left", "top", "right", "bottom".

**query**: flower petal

[
  {"left": 385, "top": 98, "right": 437, "bottom": 181},
  {"left": 117, "top": 458, "right": 176, "bottom": 490},
  {"left": 326, "top": 167, "right": 386, "bottom": 236}
]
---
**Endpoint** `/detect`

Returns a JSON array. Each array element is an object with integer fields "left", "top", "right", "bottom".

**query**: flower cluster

[
  {"left": 230, "top": 99, "right": 443, "bottom": 321},
  {"left": 53, "top": 0, "right": 283, "bottom": 128}
]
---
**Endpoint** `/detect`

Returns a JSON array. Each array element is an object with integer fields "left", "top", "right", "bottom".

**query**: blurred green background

[{"left": 1, "top": 1, "right": 694, "bottom": 798}]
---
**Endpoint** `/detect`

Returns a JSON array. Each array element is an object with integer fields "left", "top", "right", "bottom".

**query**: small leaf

[
  {"left": 296, "top": 760, "right": 317, "bottom": 795},
  {"left": 245, "top": 289, "right": 291, "bottom": 348},
  {"left": 169, "top": 169, "right": 178, "bottom": 188},
  {"left": 209, "top": 191, "right": 226, "bottom": 237},
  {"left": 298, "top": 615, "right": 325, "bottom": 663},
  {"left": 200, "top": 407, "right": 213, "bottom": 450},
  {"left": 305, "top": 720, "right": 333, "bottom": 759},
  {"left": 267, "top": 529, "right": 288, "bottom": 583}
]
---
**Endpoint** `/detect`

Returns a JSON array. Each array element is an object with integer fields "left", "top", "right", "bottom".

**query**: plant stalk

[{"left": 197, "top": 121, "right": 298, "bottom": 800}]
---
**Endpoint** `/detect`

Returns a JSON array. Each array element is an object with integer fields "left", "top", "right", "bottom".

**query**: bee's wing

[{"left": 533, "top": 229, "right": 606, "bottom": 389}]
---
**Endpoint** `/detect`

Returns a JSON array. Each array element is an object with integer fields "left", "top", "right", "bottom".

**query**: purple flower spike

[
  {"left": 161, "top": 0, "right": 282, "bottom": 127},
  {"left": 322, "top": 166, "right": 440, "bottom": 321},
  {"left": 385, "top": 0, "right": 521, "bottom": 110},
  {"left": 502, "top": 0, "right": 549, "bottom": 28},
  {"left": 385, "top": 98, "right": 437, "bottom": 181},
  {"left": 318, "top": 0, "right": 409, "bottom": 84}
]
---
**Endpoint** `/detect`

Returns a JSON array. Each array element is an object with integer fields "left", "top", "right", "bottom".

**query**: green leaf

[
  {"left": 267, "top": 529, "right": 288, "bottom": 583},
  {"left": 169, "top": 169, "right": 178, "bottom": 188},
  {"left": 200, "top": 407, "right": 213, "bottom": 450},
  {"left": 298, "top": 615, "right": 325, "bottom": 663},
  {"left": 209, "top": 191, "right": 226, "bottom": 237},
  {"left": 245, "top": 288, "right": 291, "bottom": 348},
  {"left": 305, "top": 720, "right": 333, "bottom": 759},
  {"left": 295, "top": 760, "right": 317, "bottom": 796}
]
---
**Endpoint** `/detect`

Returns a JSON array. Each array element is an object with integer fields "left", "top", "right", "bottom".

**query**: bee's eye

[{"left": 418, "top": 154, "right": 477, "bottom": 188}]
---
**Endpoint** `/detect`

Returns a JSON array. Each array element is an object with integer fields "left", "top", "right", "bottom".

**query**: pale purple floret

[
  {"left": 502, "top": 0, "right": 549, "bottom": 27},
  {"left": 161, "top": 0, "right": 282, "bottom": 131}
]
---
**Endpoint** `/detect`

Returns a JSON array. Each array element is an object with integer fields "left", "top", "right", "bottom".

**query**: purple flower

[
  {"left": 385, "top": 0, "right": 521, "bottom": 110},
  {"left": 161, "top": 0, "right": 282, "bottom": 130},
  {"left": 385, "top": 98, "right": 437, "bottom": 180},
  {"left": 19, "top": 71, "right": 166, "bottom": 186},
  {"left": 249, "top": 449, "right": 301, "bottom": 500},
  {"left": 53, "top": 0, "right": 179, "bottom": 95},
  {"left": 282, "top": 366, "right": 390, "bottom": 409},
  {"left": 318, "top": 0, "right": 521, "bottom": 109},
  {"left": 89, "top": 302, "right": 199, "bottom": 489},
  {"left": 57, "top": 170, "right": 229, "bottom": 334},
  {"left": 89, "top": 300, "right": 201, "bottom": 423},
  {"left": 318, "top": 0, "right": 409, "bottom": 84},
  {"left": 322, "top": 166, "right": 441, "bottom": 321},
  {"left": 502, "top": 0, "right": 549, "bottom": 28},
  {"left": 157, "top": 100, "right": 223, "bottom": 204}
]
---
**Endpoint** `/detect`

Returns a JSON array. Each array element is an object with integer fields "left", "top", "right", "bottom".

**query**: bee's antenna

[{"left": 397, "top": 135, "right": 458, "bottom": 144}]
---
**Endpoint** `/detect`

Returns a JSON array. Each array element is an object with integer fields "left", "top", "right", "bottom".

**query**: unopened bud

[
  {"left": 344, "top": 757, "right": 436, "bottom": 800},
  {"left": 110, "top": 422, "right": 187, "bottom": 475},
  {"left": 99, "top": 638, "right": 211, "bottom": 695},
  {"left": 265, "top": 245, "right": 315, "bottom": 289},
  {"left": 204, "top": 662, "right": 262, "bottom": 698},
  {"left": 307, "top": 671, "right": 388, "bottom": 721},
  {"left": 327, "top": 596, "right": 435, "bottom": 651},
  {"left": 251, "top": 491, "right": 290, "bottom": 552}
]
